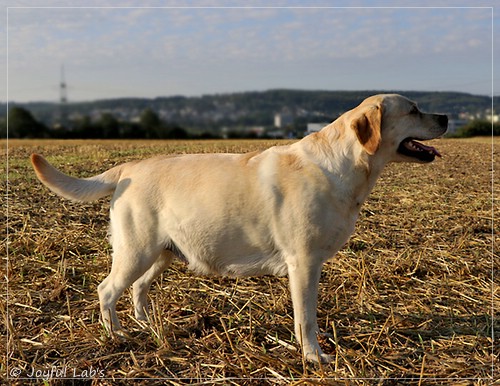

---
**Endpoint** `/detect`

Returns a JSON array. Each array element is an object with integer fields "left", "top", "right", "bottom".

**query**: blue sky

[{"left": 2, "top": 1, "right": 498, "bottom": 102}]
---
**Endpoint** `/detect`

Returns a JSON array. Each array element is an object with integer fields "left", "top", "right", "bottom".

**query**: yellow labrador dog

[{"left": 31, "top": 94, "right": 447, "bottom": 363}]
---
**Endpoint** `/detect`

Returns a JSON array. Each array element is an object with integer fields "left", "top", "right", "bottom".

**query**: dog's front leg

[{"left": 287, "top": 261, "right": 333, "bottom": 364}]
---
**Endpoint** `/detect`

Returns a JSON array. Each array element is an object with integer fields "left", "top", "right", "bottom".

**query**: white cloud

[{"left": 4, "top": 5, "right": 494, "bottom": 101}]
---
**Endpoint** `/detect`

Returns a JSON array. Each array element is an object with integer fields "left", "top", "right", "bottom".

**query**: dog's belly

[
  {"left": 161, "top": 203, "right": 358, "bottom": 279},
  {"left": 185, "top": 250, "right": 289, "bottom": 277},
  {"left": 169, "top": 227, "right": 288, "bottom": 277},
  {"left": 168, "top": 219, "right": 354, "bottom": 279}
]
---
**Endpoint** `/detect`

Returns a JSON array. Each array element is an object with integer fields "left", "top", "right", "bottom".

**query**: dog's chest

[{"left": 321, "top": 211, "right": 358, "bottom": 258}]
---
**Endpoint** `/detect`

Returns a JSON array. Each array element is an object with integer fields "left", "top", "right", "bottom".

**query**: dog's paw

[
  {"left": 304, "top": 351, "right": 335, "bottom": 364},
  {"left": 111, "top": 328, "right": 132, "bottom": 341}
]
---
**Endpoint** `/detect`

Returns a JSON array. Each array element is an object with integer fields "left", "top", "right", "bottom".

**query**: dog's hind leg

[
  {"left": 132, "top": 250, "right": 174, "bottom": 321},
  {"left": 97, "top": 242, "right": 161, "bottom": 335}
]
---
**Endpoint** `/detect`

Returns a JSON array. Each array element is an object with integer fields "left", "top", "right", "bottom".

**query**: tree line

[
  {"left": 2, "top": 106, "right": 293, "bottom": 139},
  {"left": 2, "top": 105, "right": 498, "bottom": 140},
  {"left": 452, "top": 120, "right": 500, "bottom": 137},
  {"left": 3, "top": 107, "right": 207, "bottom": 139}
]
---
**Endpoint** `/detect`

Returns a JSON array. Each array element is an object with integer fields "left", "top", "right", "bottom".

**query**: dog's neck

[{"left": 298, "top": 127, "right": 388, "bottom": 210}]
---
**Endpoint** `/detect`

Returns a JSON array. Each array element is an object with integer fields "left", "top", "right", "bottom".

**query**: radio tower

[
  {"left": 60, "top": 64, "right": 67, "bottom": 103},
  {"left": 57, "top": 64, "right": 68, "bottom": 128}
]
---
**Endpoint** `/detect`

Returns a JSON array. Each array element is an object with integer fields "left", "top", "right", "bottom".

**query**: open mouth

[{"left": 397, "top": 138, "right": 442, "bottom": 162}]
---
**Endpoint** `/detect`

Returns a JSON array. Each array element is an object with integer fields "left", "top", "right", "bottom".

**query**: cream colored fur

[{"left": 31, "top": 94, "right": 447, "bottom": 363}]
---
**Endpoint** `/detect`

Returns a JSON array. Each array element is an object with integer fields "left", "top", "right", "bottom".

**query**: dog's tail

[{"left": 31, "top": 154, "right": 124, "bottom": 202}]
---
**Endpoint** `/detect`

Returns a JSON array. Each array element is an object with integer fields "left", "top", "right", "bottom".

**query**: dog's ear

[{"left": 351, "top": 105, "right": 382, "bottom": 155}]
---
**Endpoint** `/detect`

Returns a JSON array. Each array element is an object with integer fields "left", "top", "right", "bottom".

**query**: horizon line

[{"left": 2, "top": 88, "right": 496, "bottom": 105}]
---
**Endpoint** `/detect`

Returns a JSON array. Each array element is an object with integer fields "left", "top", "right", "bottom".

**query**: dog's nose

[{"left": 438, "top": 114, "right": 448, "bottom": 128}]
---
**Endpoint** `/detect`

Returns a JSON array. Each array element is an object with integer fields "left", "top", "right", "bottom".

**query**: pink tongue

[{"left": 413, "top": 140, "right": 442, "bottom": 157}]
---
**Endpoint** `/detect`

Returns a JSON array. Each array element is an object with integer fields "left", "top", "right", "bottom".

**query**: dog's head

[{"left": 351, "top": 94, "right": 448, "bottom": 163}]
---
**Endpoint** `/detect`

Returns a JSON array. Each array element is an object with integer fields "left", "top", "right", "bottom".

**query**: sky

[{"left": 2, "top": 1, "right": 499, "bottom": 103}]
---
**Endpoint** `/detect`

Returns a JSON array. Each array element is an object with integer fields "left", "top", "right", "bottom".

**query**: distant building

[
  {"left": 249, "top": 126, "right": 265, "bottom": 137},
  {"left": 266, "top": 129, "right": 286, "bottom": 139},
  {"left": 274, "top": 111, "right": 293, "bottom": 128},
  {"left": 306, "top": 123, "right": 329, "bottom": 135},
  {"left": 447, "top": 119, "right": 468, "bottom": 134}
]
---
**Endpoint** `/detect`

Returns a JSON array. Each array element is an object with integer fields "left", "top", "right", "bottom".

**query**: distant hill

[{"left": 1, "top": 89, "right": 497, "bottom": 134}]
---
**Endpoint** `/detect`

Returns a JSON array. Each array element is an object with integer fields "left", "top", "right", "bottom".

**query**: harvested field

[{"left": 3, "top": 138, "right": 499, "bottom": 385}]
